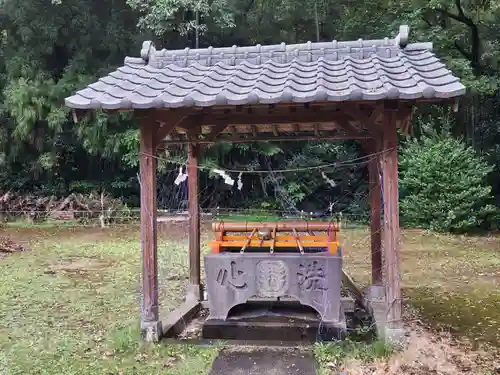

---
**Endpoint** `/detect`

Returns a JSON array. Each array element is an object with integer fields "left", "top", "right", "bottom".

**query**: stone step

[{"left": 208, "top": 347, "right": 317, "bottom": 375}]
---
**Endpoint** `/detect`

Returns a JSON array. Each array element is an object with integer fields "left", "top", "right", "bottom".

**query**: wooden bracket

[
  {"left": 332, "top": 111, "right": 368, "bottom": 137},
  {"left": 207, "top": 123, "right": 229, "bottom": 141},
  {"left": 345, "top": 104, "right": 385, "bottom": 139},
  {"left": 71, "top": 109, "right": 91, "bottom": 123},
  {"left": 396, "top": 105, "right": 414, "bottom": 135}
]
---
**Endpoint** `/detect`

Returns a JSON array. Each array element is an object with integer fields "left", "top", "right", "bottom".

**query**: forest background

[{"left": 1, "top": 0, "right": 499, "bottom": 232}]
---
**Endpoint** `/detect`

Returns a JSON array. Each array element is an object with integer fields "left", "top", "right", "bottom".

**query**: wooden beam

[
  {"left": 161, "top": 133, "right": 371, "bottom": 145},
  {"left": 187, "top": 142, "right": 201, "bottom": 301},
  {"left": 380, "top": 112, "right": 402, "bottom": 330},
  {"left": 342, "top": 270, "right": 367, "bottom": 310},
  {"left": 104, "top": 98, "right": 456, "bottom": 117},
  {"left": 196, "top": 110, "right": 361, "bottom": 127},
  {"left": 364, "top": 140, "right": 382, "bottom": 284},
  {"left": 139, "top": 118, "right": 159, "bottom": 333}
]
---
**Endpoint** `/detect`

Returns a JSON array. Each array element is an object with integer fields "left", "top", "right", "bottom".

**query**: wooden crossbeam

[
  {"left": 161, "top": 133, "right": 371, "bottom": 145},
  {"left": 196, "top": 110, "right": 358, "bottom": 127}
]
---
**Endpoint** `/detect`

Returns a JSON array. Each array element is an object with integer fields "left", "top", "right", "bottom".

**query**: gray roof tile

[{"left": 65, "top": 25, "right": 466, "bottom": 110}]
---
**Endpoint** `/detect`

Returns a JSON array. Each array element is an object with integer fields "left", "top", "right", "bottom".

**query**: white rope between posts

[{"left": 139, "top": 146, "right": 393, "bottom": 175}]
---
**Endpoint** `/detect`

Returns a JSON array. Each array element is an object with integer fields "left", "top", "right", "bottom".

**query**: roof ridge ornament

[
  {"left": 141, "top": 41, "right": 156, "bottom": 62},
  {"left": 395, "top": 25, "right": 410, "bottom": 48}
]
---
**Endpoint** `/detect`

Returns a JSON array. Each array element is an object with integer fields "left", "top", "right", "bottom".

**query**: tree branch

[
  {"left": 243, "top": 0, "right": 256, "bottom": 14},
  {"left": 435, "top": 8, "right": 466, "bottom": 24},
  {"left": 435, "top": 0, "right": 473, "bottom": 26},
  {"left": 422, "top": 15, "right": 432, "bottom": 27},
  {"left": 433, "top": 0, "right": 482, "bottom": 76},
  {"left": 454, "top": 40, "right": 472, "bottom": 60},
  {"left": 454, "top": 0, "right": 468, "bottom": 21}
]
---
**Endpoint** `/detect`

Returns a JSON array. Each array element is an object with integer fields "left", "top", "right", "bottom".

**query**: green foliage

[
  {"left": 399, "top": 130, "right": 498, "bottom": 232},
  {"left": 126, "top": 0, "right": 235, "bottom": 36},
  {"left": 0, "top": 0, "right": 500, "bottom": 226}
]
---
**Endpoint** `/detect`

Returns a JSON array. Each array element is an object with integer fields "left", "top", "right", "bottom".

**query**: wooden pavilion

[{"left": 65, "top": 25, "right": 465, "bottom": 343}]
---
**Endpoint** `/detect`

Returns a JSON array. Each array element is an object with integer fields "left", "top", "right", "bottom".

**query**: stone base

[
  {"left": 362, "top": 284, "right": 405, "bottom": 344},
  {"left": 140, "top": 320, "right": 162, "bottom": 342},
  {"left": 204, "top": 252, "right": 345, "bottom": 328},
  {"left": 363, "top": 284, "right": 386, "bottom": 337},
  {"left": 202, "top": 318, "right": 345, "bottom": 342}
]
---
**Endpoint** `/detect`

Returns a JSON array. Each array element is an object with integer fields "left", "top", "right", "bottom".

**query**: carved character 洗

[{"left": 297, "top": 261, "right": 327, "bottom": 291}]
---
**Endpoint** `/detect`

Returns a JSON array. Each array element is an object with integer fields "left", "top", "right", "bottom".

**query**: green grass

[
  {"left": 1, "top": 224, "right": 499, "bottom": 374},
  {"left": 314, "top": 338, "right": 394, "bottom": 375},
  {"left": 0, "top": 227, "right": 219, "bottom": 375},
  {"left": 341, "top": 228, "right": 500, "bottom": 348}
]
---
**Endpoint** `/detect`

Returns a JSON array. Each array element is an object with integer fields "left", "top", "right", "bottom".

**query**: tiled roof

[{"left": 65, "top": 26, "right": 466, "bottom": 110}]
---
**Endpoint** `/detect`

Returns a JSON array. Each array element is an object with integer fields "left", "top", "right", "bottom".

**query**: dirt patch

[
  {"left": 177, "top": 309, "right": 209, "bottom": 340},
  {"left": 0, "top": 235, "right": 26, "bottom": 260},
  {"left": 46, "top": 257, "right": 112, "bottom": 278},
  {"left": 341, "top": 311, "right": 500, "bottom": 375},
  {"left": 0, "top": 236, "right": 25, "bottom": 253},
  {"left": 157, "top": 220, "right": 213, "bottom": 241},
  {"left": 2, "top": 226, "right": 134, "bottom": 243}
]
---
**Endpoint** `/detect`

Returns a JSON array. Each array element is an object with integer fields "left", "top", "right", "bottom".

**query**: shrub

[{"left": 399, "top": 134, "right": 498, "bottom": 232}]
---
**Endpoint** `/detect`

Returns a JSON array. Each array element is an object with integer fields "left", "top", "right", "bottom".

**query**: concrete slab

[{"left": 208, "top": 348, "right": 317, "bottom": 375}]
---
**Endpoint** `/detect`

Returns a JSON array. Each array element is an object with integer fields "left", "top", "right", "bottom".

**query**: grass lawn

[
  {"left": 0, "top": 223, "right": 499, "bottom": 374},
  {"left": 0, "top": 225, "right": 219, "bottom": 375},
  {"left": 340, "top": 228, "right": 500, "bottom": 348}
]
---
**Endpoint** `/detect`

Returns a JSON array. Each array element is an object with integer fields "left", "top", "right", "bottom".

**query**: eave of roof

[{"left": 65, "top": 25, "right": 466, "bottom": 110}]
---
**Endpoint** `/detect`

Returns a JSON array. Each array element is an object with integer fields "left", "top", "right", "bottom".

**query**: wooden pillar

[
  {"left": 139, "top": 119, "right": 160, "bottom": 341},
  {"left": 187, "top": 143, "right": 201, "bottom": 301},
  {"left": 381, "top": 113, "right": 402, "bottom": 331},
  {"left": 368, "top": 141, "right": 382, "bottom": 285}
]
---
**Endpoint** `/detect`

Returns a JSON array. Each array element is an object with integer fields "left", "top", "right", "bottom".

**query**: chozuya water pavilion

[{"left": 65, "top": 25, "right": 465, "bottom": 343}]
